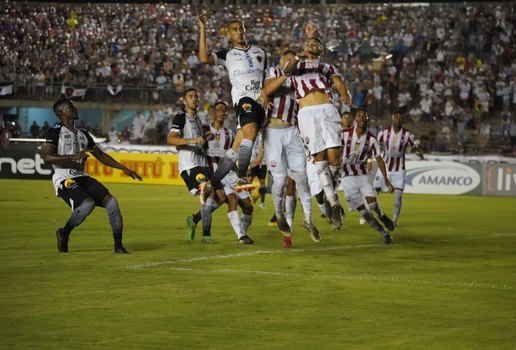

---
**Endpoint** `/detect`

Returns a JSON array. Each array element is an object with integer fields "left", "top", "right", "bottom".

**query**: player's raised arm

[{"left": 198, "top": 14, "right": 215, "bottom": 65}]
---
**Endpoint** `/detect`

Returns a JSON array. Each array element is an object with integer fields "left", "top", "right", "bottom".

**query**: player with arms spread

[
  {"left": 42, "top": 98, "right": 142, "bottom": 253},
  {"left": 197, "top": 13, "right": 268, "bottom": 201}
]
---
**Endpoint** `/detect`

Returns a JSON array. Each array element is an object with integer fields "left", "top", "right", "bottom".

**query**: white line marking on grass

[
  {"left": 165, "top": 267, "right": 514, "bottom": 291},
  {"left": 126, "top": 245, "right": 376, "bottom": 269},
  {"left": 126, "top": 236, "right": 516, "bottom": 291}
]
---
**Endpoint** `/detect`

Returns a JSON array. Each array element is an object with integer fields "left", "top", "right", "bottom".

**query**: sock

[
  {"left": 63, "top": 200, "right": 95, "bottom": 235},
  {"left": 211, "top": 149, "right": 238, "bottom": 186},
  {"left": 192, "top": 199, "right": 220, "bottom": 225},
  {"left": 192, "top": 211, "right": 202, "bottom": 224},
  {"left": 368, "top": 201, "right": 384, "bottom": 218},
  {"left": 315, "top": 160, "right": 338, "bottom": 206},
  {"left": 290, "top": 169, "right": 312, "bottom": 222},
  {"left": 271, "top": 175, "right": 287, "bottom": 217},
  {"left": 259, "top": 185, "right": 266, "bottom": 203},
  {"left": 285, "top": 195, "right": 296, "bottom": 228},
  {"left": 241, "top": 213, "right": 253, "bottom": 235},
  {"left": 106, "top": 198, "right": 124, "bottom": 248},
  {"left": 227, "top": 211, "right": 243, "bottom": 239},
  {"left": 317, "top": 202, "right": 326, "bottom": 216},
  {"left": 329, "top": 164, "right": 340, "bottom": 189},
  {"left": 393, "top": 189, "right": 403, "bottom": 223},
  {"left": 201, "top": 204, "right": 212, "bottom": 237},
  {"left": 237, "top": 139, "right": 254, "bottom": 178},
  {"left": 360, "top": 208, "right": 387, "bottom": 236}
]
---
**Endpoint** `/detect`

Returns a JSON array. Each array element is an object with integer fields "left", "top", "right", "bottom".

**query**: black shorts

[
  {"left": 57, "top": 176, "right": 110, "bottom": 209},
  {"left": 235, "top": 96, "right": 265, "bottom": 129},
  {"left": 250, "top": 164, "right": 267, "bottom": 179},
  {"left": 181, "top": 166, "right": 213, "bottom": 195}
]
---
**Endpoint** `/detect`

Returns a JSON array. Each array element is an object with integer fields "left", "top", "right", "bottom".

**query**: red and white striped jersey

[
  {"left": 341, "top": 127, "right": 381, "bottom": 176},
  {"left": 205, "top": 125, "right": 234, "bottom": 171},
  {"left": 290, "top": 60, "right": 340, "bottom": 100},
  {"left": 265, "top": 67, "right": 298, "bottom": 125},
  {"left": 377, "top": 127, "right": 417, "bottom": 172}
]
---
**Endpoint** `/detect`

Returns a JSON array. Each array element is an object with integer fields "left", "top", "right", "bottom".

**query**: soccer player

[
  {"left": 204, "top": 101, "right": 254, "bottom": 244},
  {"left": 167, "top": 88, "right": 218, "bottom": 243},
  {"left": 282, "top": 33, "right": 351, "bottom": 231},
  {"left": 42, "top": 98, "right": 142, "bottom": 253},
  {"left": 197, "top": 14, "right": 268, "bottom": 199},
  {"left": 373, "top": 110, "right": 424, "bottom": 226},
  {"left": 340, "top": 107, "right": 395, "bottom": 245},
  {"left": 262, "top": 49, "right": 321, "bottom": 248}
]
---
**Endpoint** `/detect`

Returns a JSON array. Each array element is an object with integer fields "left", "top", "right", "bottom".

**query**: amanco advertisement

[{"left": 1, "top": 146, "right": 516, "bottom": 196}]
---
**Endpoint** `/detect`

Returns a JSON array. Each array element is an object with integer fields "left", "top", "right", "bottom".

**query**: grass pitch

[{"left": 0, "top": 179, "right": 515, "bottom": 349}]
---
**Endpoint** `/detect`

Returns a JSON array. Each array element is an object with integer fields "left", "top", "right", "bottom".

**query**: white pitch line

[
  {"left": 165, "top": 267, "right": 514, "bottom": 291},
  {"left": 126, "top": 244, "right": 377, "bottom": 270},
  {"left": 125, "top": 230, "right": 516, "bottom": 270}
]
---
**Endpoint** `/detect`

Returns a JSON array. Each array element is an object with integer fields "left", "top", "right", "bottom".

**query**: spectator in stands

[
  {"left": 0, "top": 123, "right": 13, "bottom": 149},
  {"left": 456, "top": 114, "right": 466, "bottom": 151},
  {"left": 39, "top": 121, "right": 50, "bottom": 138},
  {"left": 131, "top": 111, "right": 146, "bottom": 144},
  {"left": 509, "top": 118, "right": 516, "bottom": 154},
  {"left": 120, "top": 127, "right": 131, "bottom": 144},
  {"left": 477, "top": 119, "right": 491, "bottom": 154},
  {"left": 30, "top": 121, "right": 40, "bottom": 138},
  {"left": 108, "top": 127, "right": 119, "bottom": 144},
  {"left": 0, "top": 1, "right": 514, "bottom": 155},
  {"left": 500, "top": 110, "right": 511, "bottom": 141},
  {"left": 143, "top": 112, "right": 157, "bottom": 144}
]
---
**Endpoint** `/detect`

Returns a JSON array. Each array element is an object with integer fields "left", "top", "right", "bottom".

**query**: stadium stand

[{"left": 0, "top": 1, "right": 514, "bottom": 155}]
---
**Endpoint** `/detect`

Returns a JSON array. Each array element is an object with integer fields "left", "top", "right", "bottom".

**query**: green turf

[{"left": 0, "top": 179, "right": 515, "bottom": 349}]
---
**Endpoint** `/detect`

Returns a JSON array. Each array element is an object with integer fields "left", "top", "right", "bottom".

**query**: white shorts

[
  {"left": 297, "top": 103, "right": 341, "bottom": 156},
  {"left": 373, "top": 169, "right": 406, "bottom": 191},
  {"left": 221, "top": 171, "right": 249, "bottom": 199},
  {"left": 263, "top": 126, "right": 306, "bottom": 177},
  {"left": 306, "top": 160, "right": 322, "bottom": 197},
  {"left": 341, "top": 175, "right": 376, "bottom": 211}
]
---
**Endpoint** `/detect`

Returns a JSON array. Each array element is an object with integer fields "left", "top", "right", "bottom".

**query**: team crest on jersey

[
  {"left": 64, "top": 178, "right": 76, "bottom": 188},
  {"left": 257, "top": 56, "right": 263, "bottom": 63},
  {"left": 270, "top": 160, "right": 277, "bottom": 168},
  {"left": 195, "top": 173, "right": 206, "bottom": 183},
  {"left": 242, "top": 103, "right": 252, "bottom": 113}
]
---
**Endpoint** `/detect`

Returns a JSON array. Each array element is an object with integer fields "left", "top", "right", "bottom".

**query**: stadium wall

[{"left": 1, "top": 143, "right": 516, "bottom": 197}]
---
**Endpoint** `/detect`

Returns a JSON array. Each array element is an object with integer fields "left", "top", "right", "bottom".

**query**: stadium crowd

[{"left": 1, "top": 1, "right": 515, "bottom": 154}]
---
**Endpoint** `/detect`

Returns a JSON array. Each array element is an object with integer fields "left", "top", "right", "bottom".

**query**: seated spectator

[{"left": 30, "top": 121, "right": 40, "bottom": 138}]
